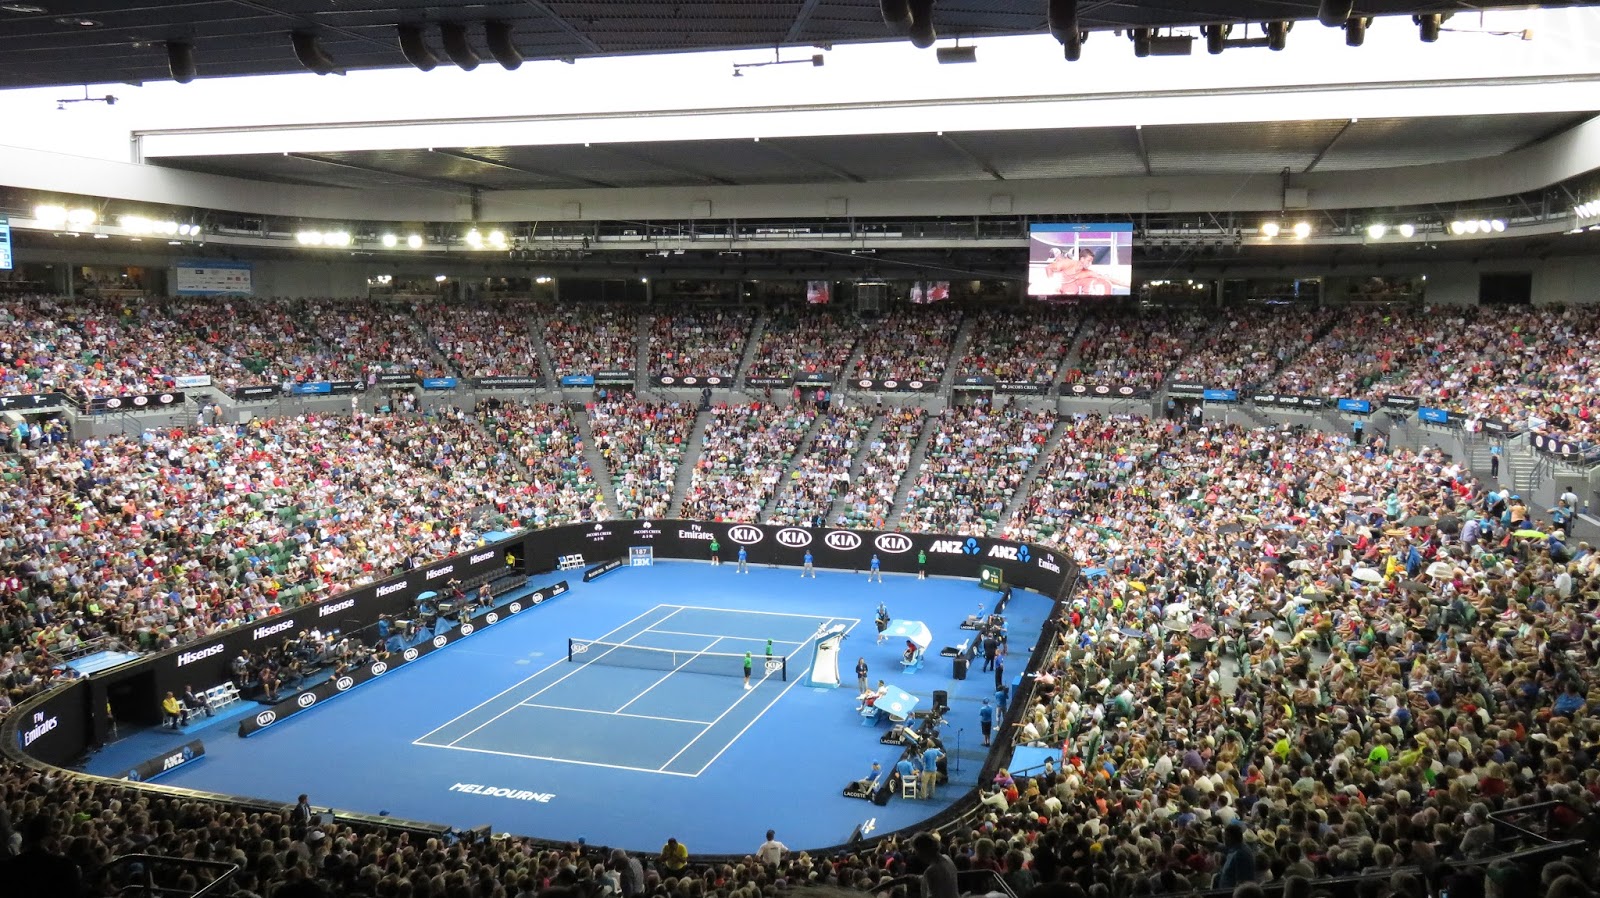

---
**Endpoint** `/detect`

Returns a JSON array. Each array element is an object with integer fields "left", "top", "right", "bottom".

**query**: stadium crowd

[
  {"left": 957, "top": 310, "right": 1079, "bottom": 385},
  {"left": 746, "top": 310, "right": 863, "bottom": 381},
  {"left": 1, "top": 298, "right": 1599, "bottom": 898},
  {"left": 649, "top": 310, "right": 755, "bottom": 380},
  {"left": 542, "top": 305, "right": 639, "bottom": 376},
  {"left": 415, "top": 300, "right": 544, "bottom": 381},
  {"left": 680, "top": 402, "right": 815, "bottom": 522}
]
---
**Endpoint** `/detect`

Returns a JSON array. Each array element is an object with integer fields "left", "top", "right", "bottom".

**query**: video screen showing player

[{"left": 1028, "top": 224, "right": 1133, "bottom": 297}]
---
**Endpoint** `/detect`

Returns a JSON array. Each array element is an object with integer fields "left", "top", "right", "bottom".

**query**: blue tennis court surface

[
  {"left": 415, "top": 604, "right": 850, "bottom": 775},
  {"left": 89, "top": 561, "right": 1053, "bottom": 853}
]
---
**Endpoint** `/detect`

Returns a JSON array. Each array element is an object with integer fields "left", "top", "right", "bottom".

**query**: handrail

[{"left": 95, "top": 854, "right": 240, "bottom": 898}]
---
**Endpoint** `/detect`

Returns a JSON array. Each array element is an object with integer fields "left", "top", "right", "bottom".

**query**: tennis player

[
  {"left": 743, "top": 651, "right": 753, "bottom": 689},
  {"left": 875, "top": 603, "right": 890, "bottom": 644}
]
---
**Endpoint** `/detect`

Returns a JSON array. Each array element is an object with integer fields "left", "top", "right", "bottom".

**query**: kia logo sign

[
  {"left": 909, "top": 381, "right": 924, "bottom": 390},
  {"left": 486, "top": 612, "right": 500, "bottom": 624},
  {"left": 775, "top": 528, "right": 813, "bottom": 548},
  {"left": 370, "top": 661, "right": 389, "bottom": 675},
  {"left": 682, "top": 376, "right": 699, "bottom": 385},
  {"left": 256, "top": 711, "right": 277, "bottom": 727},
  {"left": 531, "top": 594, "right": 544, "bottom": 605},
  {"left": 461, "top": 623, "right": 475, "bottom": 635},
  {"left": 403, "top": 647, "right": 419, "bottom": 661},
  {"left": 432, "top": 635, "right": 448, "bottom": 648},
  {"left": 706, "top": 376, "right": 723, "bottom": 385},
  {"left": 335, "top": 676, "right": 355, "bottom": 691},
  {"left": 875, "top": 533, "right": 913, "bottom": 554},
  {"left": 1118, "top": 386, "right": 1134, "bottom": 396},
  {"left": 297, "top": 692, "right": 317, "bottom": 708},
  {"left": 883, "top": 380, "right": 899, "bottom": 389},
  {"left": 824, "top": 530, "right": 862, "bottom": 551},
  {"left": 133, "top": 395, "right": 149, "bottom": 407},
  {"left": 509, "top": 602, "right": 523, "bottom": 613},
  {"left": 726, "top": 525, "right": 764, "bottom": 545},
  {"left": 857, "top": 379, "right": 872, "bottom": 388},
  {"left": 660, "top": 376, "right": 676, "bottom": 385},
  {"left": 106, "top": 398, "right": 122, "bottom": 409}
]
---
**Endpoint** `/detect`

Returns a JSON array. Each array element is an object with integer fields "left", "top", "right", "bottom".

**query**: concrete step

[
  {"left": 890, "top": 411, "right": 938, "bottom": 526},
  {"left": 827, "top": 414, "right": 887, "bottom": 524},
  {"left": 759, "top": 409, "right": 826, "bottom": 524},
  {"left": 939, "top": 315, "right": 979, "bottom": 391},
  {"left": 570, "top": 402, "right": 619, "bottom": 514},
  {"left": 668, "top": 408, "right": 713, "bottom": 517},
  {"left": 999, "top": 418, "right": 1068, "bottom": 525}
]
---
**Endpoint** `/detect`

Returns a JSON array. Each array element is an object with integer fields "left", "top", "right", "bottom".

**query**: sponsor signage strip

[
  {"left": 0, "top": 392, "right": 71, "bottom": 410},
  {"left": 237, "top": 581, "right": 568, "bottom": 736},
  {"left": 582, "top": 558, "right": 623, "bottom": 582},
  {"left": 850, "top": 377, "right": 939, "bottom": 393},
  {"left": 652, "top": 375, "right": 730, "bottom": 388},
  {"left": 1061, "top": 383, "right": 1149, "bottom": 399},
  {"left": 475, "top": 376, "right": 544, "bottom": 389},
  {"left": 86, "top": 391, "right": 186, "bottom": 413},
  {"left": 744, "top": 376, "right": 794, "bottom": 388},
  {"left": 123, "top": 739, "right": 205, "bottom": 782}
]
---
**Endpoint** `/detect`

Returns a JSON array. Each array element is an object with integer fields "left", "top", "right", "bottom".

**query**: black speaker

[
  {"left": 932, "top": 689, "right": 949, "bottom": 712},
  {"left": 952, "top": 657, "right": 968, "bottom": 680}
]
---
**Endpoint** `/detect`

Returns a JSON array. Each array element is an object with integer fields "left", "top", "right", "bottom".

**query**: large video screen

[
  {"left": 806, "top": 280, "right": 832, "bottom": 305},
  {"left": 1028, "top": 223, "right": 1133, "bottom": 297},
  {"left": 908, "top": 281, "right": 949, "bottom": 304}
]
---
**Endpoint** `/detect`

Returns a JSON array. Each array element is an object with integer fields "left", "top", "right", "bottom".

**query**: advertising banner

[
  {"left": 953, "top": 375, "right": 997, "bottom": 389},
  {"left": 421, "top": 378, "right": 459, "bottom": 391},
  {"left": 1337, "top": 398, "right": 1373, "bottom": 415},
  {"left": 594, "top": 371, "right": 635, "bottom": 384},
  {"left": 85, "top": 391, "right": 185, "bottom": 413},
  {"left": 230, "top": 385, "right": 280, "bottom": 401},
  {"left": 290, "top": 381, "right": 332, "bottom": 396},
  {"left": 1167, "top": 382, "right": 1206, "bottom": 397},
  {"left": 796, "top": 373, "right": 835, "bottom": 386},
  {"left": 0, "top": 392, "right": 71, "bottom": 410},
  {"left": 1061, "top": 383, "right": 1147, "bottom": 400},
  {"left": 475, "top": 376, "right": 544, "bottom": 389},
  {"left": 1418, "top": 407, "right": 1453, "bottom": 425},
  {"left": 560, "top": 374, "right": 597, "bottom": 387},
  {"left": 1202, "top": 389, "right": 1239, "bottom": 403},
  {"left": 122, "top": 739, "right": 205, "bottom": 782},
  {"left": 1382, "top": 395, "right": 1420, "bottom": 410},
  {"left": 995, "top": 381, "right": 1051, "bottom": 395},
  {"left": 851, "top": 377, "right": 939, "bottom": 393},
  {"left": 173, "top": 375, "right": 213, "bottom": 389},
  {"left": 175, "top": 260, "right": 252, "bottom": 296},
  {"left": 745, "top": 376, "right": 794, "bottom": 389},
  {"left": 377, "top": 373, "right": 417, "bottom": 385},
  {"left": 0, "top": 213, "right": 10, "bottom": 270},
  {"left": 653, "top": 375, "right": 730, "bottom": 388}
]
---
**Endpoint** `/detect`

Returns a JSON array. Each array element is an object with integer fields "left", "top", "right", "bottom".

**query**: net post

[
  {"left": 567, "top": 637, "right": 574, "bottom": 663},
  {"left": 780, "top": 656, "right": 788, "bottom": 681}
]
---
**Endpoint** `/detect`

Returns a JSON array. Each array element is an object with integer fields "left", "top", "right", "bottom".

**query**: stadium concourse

[{"left": 0, "top": 295, "right": 1596, "bottom": 898}]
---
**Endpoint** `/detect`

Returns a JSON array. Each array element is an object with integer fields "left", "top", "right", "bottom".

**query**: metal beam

[
  {"left": 517, "top": 0, "right": 604, "bottom": 54},
  {"left": 938, "top": 134, "right": 1005, "bottom": 181},
  {"left": 756, "top": 140, "right": 866, "bottom": 183},
  {"left": 1304, "top": 118, "right": 1358, "bottom": 173},
  {"left": 285, "top": 153, "right": 476, "bottom": 193},
  {"left": 432, "top": 149, "right": 618, "bottom": 189},
  {"left": 785, "top": 0, "right": 825, "bottom": 43},
  {"left": 1134, "top": 126, "right": 1153, "bottom": 176}
]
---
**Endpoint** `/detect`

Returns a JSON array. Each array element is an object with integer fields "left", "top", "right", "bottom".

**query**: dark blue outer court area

[{"left": 86, "top": 561, "right": 1051, "bottom": 855}]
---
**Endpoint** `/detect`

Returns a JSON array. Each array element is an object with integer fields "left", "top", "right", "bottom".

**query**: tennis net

[{"left": 566, "top": 639, "right": 787, "bottom": 681}]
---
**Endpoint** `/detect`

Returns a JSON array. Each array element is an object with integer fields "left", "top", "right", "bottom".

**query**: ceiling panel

[
  {"left": 1316, "top": 112, "right": 1591, "bottom": 170},
  {"left": 0, "top": 1, "right": 1586, "bottom": 89},
  {"left": 771, "top": 133, "right": 986, "bottom": 181},
  {"left": 1143, "top": 119, "right": 1350, "bottom": 174},
  {"left": 953, "top": 127, "right": 1149, "bottom": 179}
]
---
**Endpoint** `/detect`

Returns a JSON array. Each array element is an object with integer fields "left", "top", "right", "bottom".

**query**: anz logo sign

[
  {"left": 987, "top": 544, "right": 1031, "bottom": 562},
  {"left": 928, "top": 537, "right": 982, "bottom": 555},
  {"left": 726, "top": 525, "right": 764, "bottom": 545}
]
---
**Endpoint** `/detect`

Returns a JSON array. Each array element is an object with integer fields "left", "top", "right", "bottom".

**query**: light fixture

[
  {"left": 166, "top": 40, "right": 196, "bottom": 83},
  {"left": 407, "top": 234, "right": 423, "bottom": 249},
  {"left": 290, "top": 31, "right": 337, "bottom": 75},
  {"left": 1266, "top": 20, "right": 1290, "bottom": 51},
  {"left": 324, "top": 230, "right": 351, "bottom": 247},
  {"left": 1415, "top": 14, "right": 1443, "bottom": 42},
  {"left": 1292, "top": 221, "right": 1311, "bottom": 239},
  {"left": 55, "top": 16, "right": 99, "bottom": 27},
  {"left": 1, "top": 4, "right": 49, "bottom": 13},
  {"left": 1344, "top": 17, "right": 1368, "bottom": 47},
  {"left": 641, "top": 277, "right": 649, "bottom": 283},
  {"left": 178, "top": 223, "right": 194, "bottom": 236},
  {"left": 381, "top": 233, "right": 398, "bottom": 248},
  {"left": 1131, "top": 28, "right": 1151, "bottom": 57},
  {"left": 1490, "top": 219, "right": 1506, "bottom": 232},
  {"left": 1204, "top": 24, "right": 1228, "bottom": 55},
  {"left": 65, "top": 207, "right": 96, "bottom": 227},
  {"left": 1259, "top": 222, "right": 1281, "bottom": 239},
  {"left": 435, "top": 274, "right": 448, "bottom": 283},
  {"left": 935, "top": 45, "right": 976, "bottom": 64},
  {"left": 484, "top": 20, "right": 522, "bottom": 70},
  {"left": 1476, "top": 220, "right": 1491, "bottom": 233},
  {"left": 906, "top": 0, "right": 935, "bottom": 48},
  {"left": 880, "top": 0, "right": 911, "bottom": 33},
  {"left": 296, "top": 230, "right": 324, "bottom": 245},
  {"left": 440, "top": 21, "right": 480, "bottom": 70},
  {"left": 1449, "top": 221, "right": 1466, "bottom": 235},
  {"left": 396, "top": 24, "right": 439, "bottom": 71},
  {"left": 1317, "top": 1, "right": 1354, "bottom": 27},
  {"left": 465, "top": 228, "right": 484, "bottom": 249},
  {"left": 1048, "top": 0, "right": 1083, "bottom": 61},
  {"left": 1397, "top": 223, "right": 1416, "bottom": 238},
  {"left": 1366, "top": 223, "right": 1387, "bottom": 239},
  {"left": 33, "top": 204, "right": 67, "bottom": 226},
  {"left": 487, "top": 229, "right": 507, "bottom": 249}
]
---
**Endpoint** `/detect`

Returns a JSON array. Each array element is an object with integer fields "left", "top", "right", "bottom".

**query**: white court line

[
  {"left": 614, "top": 636, "right": 725, "bottom": 714},
  {"left": 420, "top": 742, "right": 698, "bottom": 777},
  {"left": 690, "top": 617, "right": 864, "bottom": 775},
  {"left": 648, "top": 629, "right": 805, "bottom": 643},
  {"left": 516, "top": 702, "right": 713, "bottom": 726},
  {"left": 664, "top": 603, "right": 848, "bottom": 621},
  {"left": 445, "top": 606, "right": 686, "bottom": 747},
  {"left": 412, "top": 603, "right": 675, "bottom": 746}
]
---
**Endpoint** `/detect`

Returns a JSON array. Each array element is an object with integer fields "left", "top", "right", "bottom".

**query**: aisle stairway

[
  {"left": 530, "top": 312, "right": 558, "bottom": 387},
  {"left": 826, "top": 414, "right": 887, "bottom": 524},
  {"left": 635, "top": 313, "right": 652, "bottom": 381},
  {"left": 939, "top": 315, "right": 979, "bottom": 390},
  {"left": 668, "top": 408, "right": 713, "bottom": 517},
  {"left": 571, "top": 403, "right": 620, "bottom": 513},
  {"left": 887, "top": 412, "right": 937, "bottom": 524},
  {"left": 997, "top": 418, "right": 1068, "bottom": 527},
  {"left": 734, "top": 312, "right": 767, "bottom": 390},
  {"left": 758, "top": 409, "right": 826, "bottom": 523}
]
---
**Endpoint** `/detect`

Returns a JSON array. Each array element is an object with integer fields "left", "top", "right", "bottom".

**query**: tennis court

[{"left": 414, "top": 604, "right": 855, "bottom": 776}]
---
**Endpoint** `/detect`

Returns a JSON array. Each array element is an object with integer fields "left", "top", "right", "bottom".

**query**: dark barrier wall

[{"left": 11, "top": 522, "right": 1075, "bottom": 769}]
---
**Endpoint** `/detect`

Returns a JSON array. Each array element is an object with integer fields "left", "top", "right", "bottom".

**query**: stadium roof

[{"left": 0, "top": 1, "right": 1594, "bottom": 90}]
